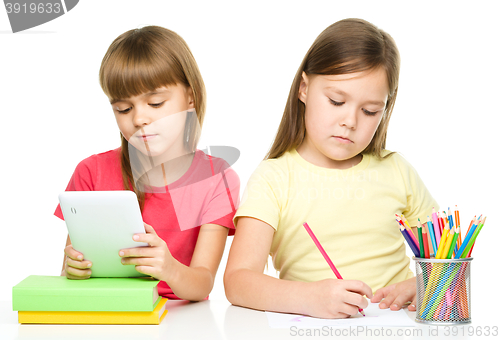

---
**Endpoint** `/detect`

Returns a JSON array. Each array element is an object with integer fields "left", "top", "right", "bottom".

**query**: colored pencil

[
  {"left": 461, "top": 217, "right": 486, "bottom": 258},
  {"left": 464, "top": 216, "right": 476, "bottom": 257},
  {"left": 422, "top": 222, "right": 430, "bottom": 258},
  {"left": 435, "top": 222, "right": 450, "bottom": 259},
  {"left": 464, "top": 216, "right": 475, "bottom": 246},
  {"left": 467, "top": 215, "right": 482, "bottom": 257},
  {"left": 398, "top": 224, "right": 420, "bottom": 257},
  {"left": 426, "top": 216, "right": 437, "bottom": 256},
  {"left": 469, "top": 215, "right": 482, "bottom": 255},
  {"left": 302, "top": 222, "right": 365, "bottom": 316},
  {"left": 432, "top": 208, "right": 441, "bottom": 244},
  {"left": 438, "top": 212, "right": 445, "bottom": 235},
  {"left": 447, "top": 207, "right": 454, "bottom": 229},
  {"left": 417, "top": 221, "right": 425, "bottom": 258},
  {"left": 397, "top": 219, "right": 420, "bottom": 256},
  {"left": 426, "top": 223, "right": 435, "bottom": 256},
  {"left": 396, "top": 215, "right": 420, "bottom": 253},
  {"left": 455, "top": 205, "right": 461, "bottom": 248},
  {"left": 441, "top": 227, "right": 456, "bottom": 259},
  {"left": 455, "top": 216, "right": 480, "bottom": 259},
  {"left": 446, "top": 226, "right": 460, "bottom": 259},
  {"left": 399, "top": 214, "right": 419, "bottom": 246}
]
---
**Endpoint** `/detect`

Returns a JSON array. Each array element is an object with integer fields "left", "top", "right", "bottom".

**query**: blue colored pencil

[
  {"left": 455, "top": 217, "right": 480, "bottom": 259},
  {"left": 399, "top": 224, "right": 420, "bottom": 257},
  {"left": 426, "top": 216, "right": 437, "bottom": 257},
  {"left": 447, "top": 207, "right": 454, "bottom": 228}
]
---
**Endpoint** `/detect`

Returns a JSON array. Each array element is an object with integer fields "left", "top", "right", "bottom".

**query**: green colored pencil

[
  {"left": 446, "top": 226, "right": 460, "bottom": 259},
  {"left": 460, "top": 217, "right": 486, "bottom": 258},
  {"left": 417, "top": 221, "right": 425, "bottom": 258}
]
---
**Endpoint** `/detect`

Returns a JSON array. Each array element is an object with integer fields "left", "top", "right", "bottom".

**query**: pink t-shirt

[{"left": 55, "top": 148, "right": 239, "bottom": 300}]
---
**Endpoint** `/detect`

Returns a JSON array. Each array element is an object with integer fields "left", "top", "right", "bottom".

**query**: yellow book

[{"left": 18, "top": 298, "right": 168, "bottom": 325}]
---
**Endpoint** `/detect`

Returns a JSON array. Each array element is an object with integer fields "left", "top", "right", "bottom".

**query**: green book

[{"left": 13, "top": 275, "right": 160, "bottom": 312}]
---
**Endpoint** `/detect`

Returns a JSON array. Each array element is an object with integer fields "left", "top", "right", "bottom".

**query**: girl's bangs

[{"left": 101, "top": 47, "right": 180, "bottom": 101}]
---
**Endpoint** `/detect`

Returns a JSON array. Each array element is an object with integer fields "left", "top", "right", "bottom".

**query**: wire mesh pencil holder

[{"left": 414, "top": 257, "right": 472, "bottom": 325}]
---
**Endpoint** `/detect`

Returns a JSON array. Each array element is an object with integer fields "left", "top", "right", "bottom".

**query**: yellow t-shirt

[{"left": 235, "top": 149, "right": 438, "bottom": 293}]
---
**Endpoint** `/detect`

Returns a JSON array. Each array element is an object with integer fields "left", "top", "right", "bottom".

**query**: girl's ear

[
  {"left": 186, "top": 86, "right": 195, "bottom": 109},
  {"left": 298, "top": 72, "right": 309, "bottom": 104}
]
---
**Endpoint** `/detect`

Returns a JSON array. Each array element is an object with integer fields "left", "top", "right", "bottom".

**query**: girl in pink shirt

[{"left": 57, "top": 26, "right": 239, "bottom": 301}]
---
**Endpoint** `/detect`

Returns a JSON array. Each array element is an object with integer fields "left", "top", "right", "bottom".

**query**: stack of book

[{"left": 12, "top": 275, "right": 167, "bottom": 324}]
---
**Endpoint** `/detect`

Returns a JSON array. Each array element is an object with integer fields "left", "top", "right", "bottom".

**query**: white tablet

[{"left": 58, "top": 191, "right": 149, "bottom": 277}]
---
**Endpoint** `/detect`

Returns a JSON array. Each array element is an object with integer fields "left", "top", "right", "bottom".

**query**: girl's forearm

[
  {"left": 224, "top": 268, "right": 310, "bottom": 315},
  {"left": 164, "top": 260, "right": 215, "bottom": 301}
]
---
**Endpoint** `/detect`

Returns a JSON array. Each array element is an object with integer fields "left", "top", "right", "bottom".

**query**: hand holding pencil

[{"left": 303, "top": 222, "right": 372, "bottom": 318}]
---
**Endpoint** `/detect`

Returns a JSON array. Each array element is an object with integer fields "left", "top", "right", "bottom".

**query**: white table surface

[{"left": 2, "top": 299, "right": 495, "bottom": 340}]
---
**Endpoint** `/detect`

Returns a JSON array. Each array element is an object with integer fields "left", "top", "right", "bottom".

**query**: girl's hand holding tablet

[
  {"left": 120, "top": 222, "right": 229, "bottom": 301},
  {"left": 62, "top": 237, "right": 92, "bottom": 280},
  {"left": 119, "top": 223, "right": 175, "bottom": 282}
]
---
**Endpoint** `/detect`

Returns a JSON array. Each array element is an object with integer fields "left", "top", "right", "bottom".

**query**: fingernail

[
  {"left": 119, "top": 251, "right": 124, "bottom": 256},
  {"left": 77, "top": 255, "right": 83, "bottom": 260},
  {"left": 392, "top": 304, "right": 398, "bottom": 309},
  {"left": 87, "top": 263, "right": 92, "bottom": 268},
  {"left": 133, "top": 235, "right": 139, "bottom": 241},
  {"left": 379, "top": 303, "right": 386, "bottom": 308}
]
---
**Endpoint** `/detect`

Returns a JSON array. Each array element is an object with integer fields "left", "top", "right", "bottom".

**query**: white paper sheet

[{"left": 265, "top": 303, "right": 415, "bottom": 328}]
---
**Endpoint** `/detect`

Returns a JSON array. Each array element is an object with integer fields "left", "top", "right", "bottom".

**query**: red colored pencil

[
  {"left": 438, "top": 212, "right": 445, "bottom": 234},
  {"left": 422, "top": 224, "right": 430, "bottom": 258},
  {"left": 418, "top": 219, "right": 429, "bottom": 258}
]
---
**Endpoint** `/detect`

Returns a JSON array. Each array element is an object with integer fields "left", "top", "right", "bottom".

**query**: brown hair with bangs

[
  {"left": 99, "top": 26, "right": 206, "bottom": 209},
  {"left": 266, "top": 18, "right": 400, "bottom": 160}
]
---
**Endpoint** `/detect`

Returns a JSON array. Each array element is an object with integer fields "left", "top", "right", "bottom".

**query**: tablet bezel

[{"left": 59, "top": 191, "right": 149, "bottom": 278}]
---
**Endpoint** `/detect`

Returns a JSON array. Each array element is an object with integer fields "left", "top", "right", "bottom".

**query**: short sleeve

[
  {"left": 200, "top": 167, "right": 240, "bottom": 235},
  {"left": 233, "top": 161, "right": 282, "bottom": 230},
  {"left": 395, "top": 154, "right": 439, "bottom": 226},
  {"left": 53, "top": 156, "right": 97, "bottom": 220}
]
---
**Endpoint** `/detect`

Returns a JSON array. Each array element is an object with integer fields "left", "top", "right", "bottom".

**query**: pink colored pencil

[
  {"left": 432, "top": 207, "right": 441, "bottom": 245},
  {"left": 303, "top": 222, "right": 365, "bottom": 316}
]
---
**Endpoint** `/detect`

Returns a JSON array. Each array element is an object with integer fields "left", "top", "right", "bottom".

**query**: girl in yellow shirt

[{"left": 224, "top": 18, "right": 437, "bottom": 319}]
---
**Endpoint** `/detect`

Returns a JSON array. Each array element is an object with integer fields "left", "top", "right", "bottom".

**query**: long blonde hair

[
  {"left": 266, "top": 18, "right": 400, "bottom": 160},
  {"left": 99, "top": 26, "right": 206, "bottom": 209}
]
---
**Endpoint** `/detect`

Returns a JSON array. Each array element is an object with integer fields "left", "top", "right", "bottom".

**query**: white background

[{"left": 0, "top": 0, "right": 498, "bottom": 326}]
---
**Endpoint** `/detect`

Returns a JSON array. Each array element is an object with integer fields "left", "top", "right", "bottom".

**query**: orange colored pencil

[
  {"left": 426, "top": 224, "right": 435, "bottom": 256},
  {"left": 467, "top": 216, "right": 485, "bottom": 257},
  {"left": 465, "top": 216, "right": 475, "bottom": 238},
  {"left": 455, "top": 205, "right": 461, "bottom": 248}
]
